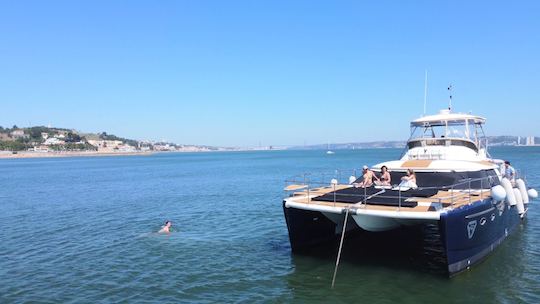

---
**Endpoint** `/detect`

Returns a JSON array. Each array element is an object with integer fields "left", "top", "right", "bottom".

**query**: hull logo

[
  {"left": 497, "top": 202, "right": 505, "bottom": 216},
  {"left": 467, "top": 220, "right": 478, "bottom": 239}
]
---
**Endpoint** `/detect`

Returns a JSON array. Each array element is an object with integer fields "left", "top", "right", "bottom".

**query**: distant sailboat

[{"left": 326, "top": 142, "right": 335, "bottom": 154}]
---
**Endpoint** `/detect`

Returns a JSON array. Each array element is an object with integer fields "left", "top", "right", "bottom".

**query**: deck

[{"left": 286, "top": 184, "right": 492, "bottom": 213}]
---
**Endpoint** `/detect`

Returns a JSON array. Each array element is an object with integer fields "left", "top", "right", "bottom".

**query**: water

[{"left": 1, "top": 147, "right": 539, "bottom": 303}]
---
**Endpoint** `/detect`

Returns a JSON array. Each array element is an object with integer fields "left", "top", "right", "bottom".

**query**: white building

[
  {"left": 32, "top": 146, "right": 49, "bottom": 152},
  {"left": 87, "top": 139, "right": 125, "bottom": 151},
  {"left": 153, "top": 143, "right": 176, "bottom": 151},
  {"left": 117, "top": 144, "right": 137, "bottom": 152},
  {"left": 43, "top": 137, "right": 65, "bottom": 145}
]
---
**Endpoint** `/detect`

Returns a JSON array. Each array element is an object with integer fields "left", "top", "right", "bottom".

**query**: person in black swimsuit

[{"left": 376, "top": 165, "right": 391, "bottom": 186}]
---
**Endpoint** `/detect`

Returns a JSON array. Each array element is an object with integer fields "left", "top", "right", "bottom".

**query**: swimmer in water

[{"left": 158, "top": 220, "right": 172, "bottom": 234}]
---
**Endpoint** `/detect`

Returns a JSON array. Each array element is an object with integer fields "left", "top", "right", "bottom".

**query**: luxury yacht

[{"left": 283, "top": 109, "right": 537, "bottom": 275}]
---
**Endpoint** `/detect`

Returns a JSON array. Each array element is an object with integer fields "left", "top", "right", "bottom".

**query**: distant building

[
  {"left": 32, "top": 146, "right": 49, "bottom": 152},
  {"left": 153, "top": 144, "right": 168, "bottom": 151},
  {"left": 41, "top": 132, "right": 49, "bottom": 139},
  {"left": 10, "top": 130, "right": 28, "bottom": 139},
  {"left": 117, "top": 144, "right": 137, "bottom": 152},
  {"left": 43, "top": 137, "right": 65, "bottom": 145},
  {"left": 153, "top": 143, "right": 177, "bottom": 151},
  {"left": 87, "top": 139, "right": 124, "bottom": 151},
  {"left": 526, "top": 136, "right": 535, "bottom": 146}
]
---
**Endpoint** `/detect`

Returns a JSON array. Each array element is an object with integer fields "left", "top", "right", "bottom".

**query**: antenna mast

[
  {"left": 423, "top": 70, "right": 428, "bottom": 116},
  {"left": 447, "top": 84, "right": 453, "bottom": 111}
]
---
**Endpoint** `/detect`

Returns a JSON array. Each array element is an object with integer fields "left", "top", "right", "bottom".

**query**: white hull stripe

[{"left": 284, "top": 200, "right": 442, "bottom": 220}]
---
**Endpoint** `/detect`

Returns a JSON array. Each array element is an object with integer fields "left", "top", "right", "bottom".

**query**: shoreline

[
  {"left": 0, "top": 145, "right": 531, "bottom": 160},
  {"left": 0, "top": 149, "right": 274, "bottom": 159},
  {"left": 0, "top": 151, "right": 154, "bottom": 159}
]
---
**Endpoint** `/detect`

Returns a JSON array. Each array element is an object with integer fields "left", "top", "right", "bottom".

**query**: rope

[{"left": 331, "top": 207, "right": 350, "bottom": 288}]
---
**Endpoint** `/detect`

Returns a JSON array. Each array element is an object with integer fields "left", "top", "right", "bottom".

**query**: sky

[{"left": 1, "top": 1, "right": 539, "bottom": 147}]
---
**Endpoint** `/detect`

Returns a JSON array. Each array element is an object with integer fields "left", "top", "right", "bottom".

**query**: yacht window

[{"left": 407, "top": 138, "right": 478, "bottom": 152}]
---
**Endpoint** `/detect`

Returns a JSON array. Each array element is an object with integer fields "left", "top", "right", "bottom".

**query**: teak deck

[{"left": 287, "top": 184, "right": 491, "bottom": 213}]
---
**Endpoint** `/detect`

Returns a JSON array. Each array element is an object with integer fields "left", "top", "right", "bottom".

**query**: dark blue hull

[
  {"left": 284, "top": 198, "right": 524, "bottom": 276},
  {"left": 439, "top": 198, "right": 522, "bottom": 275}
]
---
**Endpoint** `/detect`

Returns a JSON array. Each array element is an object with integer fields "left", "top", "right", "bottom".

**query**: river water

[{"left": 1, "top": 147, "right": 539, "bottom": 303}]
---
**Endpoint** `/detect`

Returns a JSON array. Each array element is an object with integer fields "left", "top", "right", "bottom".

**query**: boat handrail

[
  {"left": 284, "top": 174, "right": 501, "bottom": 208},
  {"left": 284, "top": 172, "right": 497, "bottom": 190}
]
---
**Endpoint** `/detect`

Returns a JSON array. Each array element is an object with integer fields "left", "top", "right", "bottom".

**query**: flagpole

[{"left": 423, "top": 70, "right": 428, "bottom": 116}]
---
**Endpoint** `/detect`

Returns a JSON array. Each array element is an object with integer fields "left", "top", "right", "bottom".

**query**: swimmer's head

[{"left": 164, "top": 220, "right": 172, "bottom": 227}]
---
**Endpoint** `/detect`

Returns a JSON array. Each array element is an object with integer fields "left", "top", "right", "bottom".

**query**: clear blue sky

[{"left": 1, "top": 1, "right": 539, "bottom": 147}]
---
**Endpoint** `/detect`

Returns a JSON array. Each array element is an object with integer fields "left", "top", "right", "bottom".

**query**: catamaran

[{"left": 283, "top": 108, "right": 537, "bottom": 276}]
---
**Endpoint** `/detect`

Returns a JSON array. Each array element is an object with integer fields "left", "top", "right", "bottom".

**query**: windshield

[
  {"left": 410, "top": 121, "right": 484, "bottom": 141},
  {"left": 411, "top": 125, "right": 469, "bottom": 139}
]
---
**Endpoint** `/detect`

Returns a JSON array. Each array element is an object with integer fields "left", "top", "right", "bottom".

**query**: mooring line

[{"left": 331, "top": 207, "right": 350, "bottom": 288}]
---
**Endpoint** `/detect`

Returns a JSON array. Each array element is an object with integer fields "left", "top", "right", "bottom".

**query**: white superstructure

[{"left": 402, "top": 109, "right": 488, "bottom": 161}]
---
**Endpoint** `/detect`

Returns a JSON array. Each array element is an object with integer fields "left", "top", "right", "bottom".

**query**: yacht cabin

[{"left": 403, "top": 109, "right": 488, "bottom": 161}]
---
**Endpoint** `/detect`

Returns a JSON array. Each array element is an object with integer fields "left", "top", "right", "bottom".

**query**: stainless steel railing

[{"left": 285, "top": 173, "right": 500, "bottom": 209}]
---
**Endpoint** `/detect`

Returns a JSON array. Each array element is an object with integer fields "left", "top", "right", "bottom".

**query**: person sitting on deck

[
  {"left": 504, "top": 160, "right": 516, "bottom": 184},
  {"left": 375, "top": 165, "right": 391, "bottom": 186},
  {"left": 399, "top": 169, "right": 418, "bottom": 189},
  {"left": 356, "top": 165, "right": 375, "bottom": 188}
]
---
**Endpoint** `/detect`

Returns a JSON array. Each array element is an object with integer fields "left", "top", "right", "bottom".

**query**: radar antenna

[
  {"left": 423, "top": 70, "right": 428, "bottom": 116},
  {"left": 447, "top": 84, "right": 453, "bottom": 111}
]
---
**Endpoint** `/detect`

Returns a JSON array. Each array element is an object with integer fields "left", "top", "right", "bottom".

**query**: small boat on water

[
  {"left": 326, "top": 143, "right": 335, "bottom": 154},
  {"left": 283, "top": 108, "right": 537, "bottom": 276}
]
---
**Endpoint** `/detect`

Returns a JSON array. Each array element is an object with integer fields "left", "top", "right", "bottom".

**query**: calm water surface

[{"left": 1, "top": 147, "right": 539, "bottom": 303}]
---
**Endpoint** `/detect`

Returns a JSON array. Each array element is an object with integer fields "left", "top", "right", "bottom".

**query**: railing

[
  {"left": 285, "top": 169, "right": 363, "bottom": 189},
  {"left": 285, "top": 173, "right": 500, "bottom": 209}
]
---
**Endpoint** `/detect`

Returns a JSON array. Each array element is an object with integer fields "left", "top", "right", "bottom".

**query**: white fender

[
  {"left": 501, "top": 178, "right": 516, "bottom": 206},
  {"left": 528, "top": 188, "right": 538, "bottom": 199},
  {"left": 513, "top": 188, "right": 525, "bottom": 215},
  {"left": 491, "top": 185, "right": 506, "bottom": 201},
  {"left": 349, "top": 176, "right": 357, "bottom": 184},
  {"left": 516, "top": 179, "right": 529, "bottom": 204}
]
